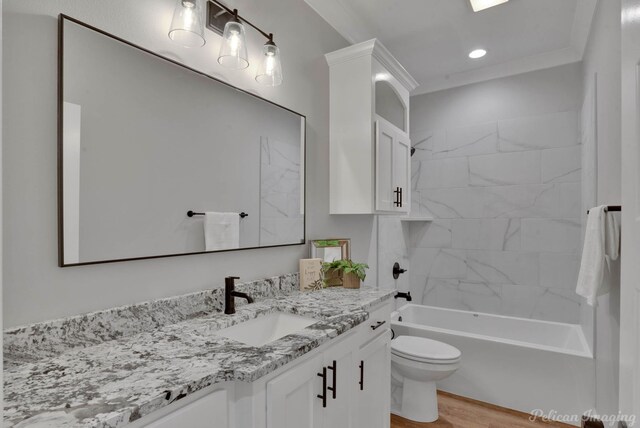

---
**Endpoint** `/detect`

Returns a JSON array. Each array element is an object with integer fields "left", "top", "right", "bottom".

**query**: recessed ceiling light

[
  {"left": 469, "top": 49, "right": 487, "bottom": 59},
  {"left": 469, "top": 0, "right": 509, "bottom": 12}
]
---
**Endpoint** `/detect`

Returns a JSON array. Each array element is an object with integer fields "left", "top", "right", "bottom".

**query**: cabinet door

[
  {"left": 322, "top": 333, "right": 357, "bottom": 428},
  {"left": 393, "top": 133, "right": 411, "bottom": 213},
  {"left": 267, "top": 354, "right": 323, "bottom": 428},
  {"left": 355, "top": 332, "right": 391, "bottom": 428},
  {"left": 145, "top": 389, "right": 229, "bottom": 428},
  {"left": 375, "top": 120, "right": 395, "bottom": 212}
]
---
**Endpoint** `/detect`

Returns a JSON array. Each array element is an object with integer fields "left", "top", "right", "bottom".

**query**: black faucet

[
  {"left": 224, "top": 276, "right": 254, "bottom": 315},
  {"left": 394, "top": 291, "right": 412, "bottom": 302}
]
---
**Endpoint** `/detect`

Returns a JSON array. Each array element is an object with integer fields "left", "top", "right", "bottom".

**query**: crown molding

[
  {"left": 310, "top": 0, "right": 597, "bottom": 95},
  {"left": 325, "top": 39, "right": 419, "bottom": 91},
  {"left": 413, "top": 46, "right": 582, "bottom": 95}
]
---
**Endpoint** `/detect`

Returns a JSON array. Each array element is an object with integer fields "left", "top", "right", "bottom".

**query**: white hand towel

[
  {"left": 204, "top": 212, "right": 239, "bottom": 251},
  {"left": 605, "top": 211, "right": 621, "bottom": 262},
  {"left": 576, "top": 206, "right": 621, "bottom": 306}
]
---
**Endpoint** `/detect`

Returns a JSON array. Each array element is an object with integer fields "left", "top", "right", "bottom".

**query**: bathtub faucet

[{"left": 394, "top": 291, "right": 412, "bottom": 301}]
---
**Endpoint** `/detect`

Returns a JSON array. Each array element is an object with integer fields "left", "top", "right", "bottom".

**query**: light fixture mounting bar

[{"left": 207, "top": 0, "right": 274, "bottom": 42}]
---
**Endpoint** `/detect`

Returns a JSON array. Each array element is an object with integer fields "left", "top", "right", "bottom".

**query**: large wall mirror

[{"left": 59, "top": 16, "right": 305, "bottom": 266}]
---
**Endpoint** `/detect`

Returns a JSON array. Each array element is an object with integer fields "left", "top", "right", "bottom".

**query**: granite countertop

[{"left": 4, "top": 276, "right": 393, "bottom": 428}]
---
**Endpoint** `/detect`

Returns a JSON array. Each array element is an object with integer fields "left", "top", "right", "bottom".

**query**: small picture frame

[
  {"left": 299, "top": 258, "right": 324, "bottom": 291},
  {"left": 310, "top": 239, "right": 350, "bottom": 263}
]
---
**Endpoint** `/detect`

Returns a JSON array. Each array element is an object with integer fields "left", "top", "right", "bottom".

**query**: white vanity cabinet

[
  {"left": 266, "top": 354, "right": 324, "bottom": 428},
  {"left": 355, "top": 332, "right": 392, "bottom": 428},
  {"left": 266, "top": 331, "right": 358, "bottom": 428},
  {"left": 326, "top": 39, "right": 418, "bottom": 215},
  {"left": 266, "top": 303, "right": 392, "bottom": 428},
  {"left": 319, "top": 331, "right": 359, "bottom": 428},
  {"left": 135, "top": 300, "right": 393, "bottom": 428},
  {"left": 144, "top": 389, "right": 231, "bottom": 428}
]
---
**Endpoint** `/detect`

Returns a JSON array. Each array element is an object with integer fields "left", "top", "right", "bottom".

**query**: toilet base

[{"left": 396, "top": 378, "right": 439, "bottom": 423}]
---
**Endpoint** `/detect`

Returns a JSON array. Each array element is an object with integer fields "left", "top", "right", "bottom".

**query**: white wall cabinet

[
  {"left": 375, "top": 118, "right": 410, "bottom": 213},
  {"left": 135, "top": 301, "right": 393, "bottom": 428},
  {"left": 326, "top": 39, "right": 418, "bottom": 214}
]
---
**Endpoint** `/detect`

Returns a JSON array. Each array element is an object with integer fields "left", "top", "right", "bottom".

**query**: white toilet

[{"left": 391, "top": 335, "right": 462, "bottom": 423}]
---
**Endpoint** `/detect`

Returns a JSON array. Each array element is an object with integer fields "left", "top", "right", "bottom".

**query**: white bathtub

[{"left": 391, "top": 304, "right": 594, "bottom": 426}]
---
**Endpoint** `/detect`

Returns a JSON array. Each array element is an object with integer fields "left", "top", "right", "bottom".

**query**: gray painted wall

[
  {"left": 1, "top": 0, "right": 4, "bottom": 403},
  {"left": 582, "top": 0, "right": 622, "bottom": 422},
  {"left": 3, "top": 0, "right": 376, "bottom": 327}
]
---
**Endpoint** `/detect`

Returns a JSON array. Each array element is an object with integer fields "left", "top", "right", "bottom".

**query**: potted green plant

[
  {"left": 322, "top": 259, "right": 369, "bottom": 289},
  {"left": 322, "top": 260, "right": 343, "bottom": 287}
]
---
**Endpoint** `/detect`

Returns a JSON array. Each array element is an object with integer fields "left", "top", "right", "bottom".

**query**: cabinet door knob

[
  {"left": 359, "top": 360, "right": 364, "bottom": 391},
  {"left": 317, "top": 367, "right": 327, "bottom": 408},
  {"left": 327, "top": 360, "right": 337, "bottom": 399},
  {"left": 393, "top": 187, "right": 401, "bottom": 207}
]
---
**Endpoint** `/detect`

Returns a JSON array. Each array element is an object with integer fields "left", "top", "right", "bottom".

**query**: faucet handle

[{"left": 225, "top": 276, "right": 240, "bottom": 289}]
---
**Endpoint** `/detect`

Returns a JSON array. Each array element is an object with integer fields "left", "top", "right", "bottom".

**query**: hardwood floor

[{"left": 390, "top": 391, "right": 574, "bottom": 428}]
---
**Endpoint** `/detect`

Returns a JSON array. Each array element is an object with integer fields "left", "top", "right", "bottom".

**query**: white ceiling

[{"left": 305, "top": 0, "right": 597, "bottom": 94}]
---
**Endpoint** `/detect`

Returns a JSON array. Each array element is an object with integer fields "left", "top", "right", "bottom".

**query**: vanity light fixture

[
  {"left": 172, "top": 0, "right": 282, "bottom": 86},
  {"left": 210, "top": 0, "right": 282, "bottom": 85},
  {"left": 468, "top": 48, "right": 487, "bottom": 59},
  {"left": 218, "top": 9, "right": 249, "bottom": 70},
  {"left": 255, "top": 35, "right": 283, "bottom": 86},
  {"left": 168, "top": 0, "right": 206, "bottom": 48},
  {"left": 469, "top": 0, "right": 509, "bottom": 12}
]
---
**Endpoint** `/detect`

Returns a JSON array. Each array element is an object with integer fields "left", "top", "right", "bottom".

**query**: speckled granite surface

[
  {"left": 4, "top": 274, "right": 298, "bottom": 364},
  {"left": 4, "top": 274, "right": 393, "bottom": 428}
]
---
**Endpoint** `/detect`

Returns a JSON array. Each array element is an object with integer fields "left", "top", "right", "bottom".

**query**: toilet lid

[{"left": 391, "top": 336, "right": 461, "bottom": 362}]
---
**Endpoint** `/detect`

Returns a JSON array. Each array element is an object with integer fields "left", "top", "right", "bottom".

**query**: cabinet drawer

[{"left": 359, "top": 300, "right": 393, "bottom": 346}]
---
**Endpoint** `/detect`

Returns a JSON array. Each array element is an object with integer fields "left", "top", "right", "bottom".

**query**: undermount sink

[{"left": 215, "top": 312, "right": 318, "bottom": 347}]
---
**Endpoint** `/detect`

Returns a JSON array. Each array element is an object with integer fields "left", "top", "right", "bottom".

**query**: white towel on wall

[
  {"left": 605, "top": 210, "right": 620, "bottom": 262},
  {"left": 204, "top": 212, "right": 240, "bottom": 251},
  {"left": 576, "top": 206, "right": 621, "bottom": 306}
]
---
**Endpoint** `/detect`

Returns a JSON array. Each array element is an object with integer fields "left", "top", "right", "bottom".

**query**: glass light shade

[
  {"left": 255, "top": 42, "right": 283, "bottom": 87},
  {"left": 218, "top": 20, "right": 249, "bottom": 70},
  {"left": 168, "top": 0, "right": 206, "bottom": 48}
]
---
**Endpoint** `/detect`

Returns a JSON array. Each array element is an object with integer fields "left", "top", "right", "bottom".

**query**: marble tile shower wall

[{"left": 409, "top": 110, "right": 582, "bottom": 323}]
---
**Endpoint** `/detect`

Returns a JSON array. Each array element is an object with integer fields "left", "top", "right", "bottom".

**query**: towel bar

[
  {"left": 187, "top": 211, "right": 248, "bottom": 218},
  {"left": 586, "top": 205, "right": 621, "bottom": 214}
]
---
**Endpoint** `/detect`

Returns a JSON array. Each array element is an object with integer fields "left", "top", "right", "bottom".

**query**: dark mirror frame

[{"left": 58, "top": 14, "right": 306, "bottom": 267}]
